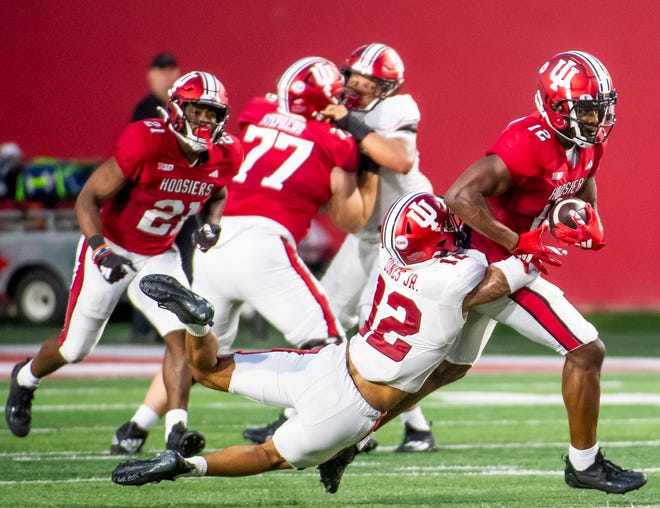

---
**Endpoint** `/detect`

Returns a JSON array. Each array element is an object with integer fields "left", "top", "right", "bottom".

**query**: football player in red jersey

[
  {"left": 5, "top": 72, "right": 244, "bottom": 458},
  {"left": 111, "top": 57, "right": 379, "bottom": 452},
  {"left": 111, "top": 192, "right": 522, "bottom": 490},
  {"left": 441, "top": 51, "right": 646, "bottom": 494}
]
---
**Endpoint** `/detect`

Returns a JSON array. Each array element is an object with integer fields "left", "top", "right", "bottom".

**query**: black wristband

[
  {"left": 358, "top": 153, "right": 380, "bottom": 174},
  {"left": 335, "top": 113, "right": 374, "bottom": 142},
  {"left": 88, "top": 234, "right": 106, "bottom": 251}
]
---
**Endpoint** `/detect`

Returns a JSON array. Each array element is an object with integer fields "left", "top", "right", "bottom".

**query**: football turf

[{"left": 1, "top": 371, "right": 658, "bottom": 508}]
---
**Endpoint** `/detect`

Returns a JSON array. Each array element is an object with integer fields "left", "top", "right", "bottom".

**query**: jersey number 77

[{"left": 232, "top": 125, "right": 313, "bottom": 190}]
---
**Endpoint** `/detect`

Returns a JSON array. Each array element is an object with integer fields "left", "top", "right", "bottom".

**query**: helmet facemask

[
  {"left": 558, "top": 93, "right": 617, "bottom": 147},
  {"left": 160, "top": 100, "right": 229, "bottom": 154},
  {"left": 341, "top": 71, "right": 398, "bottom": 112},
  {"left": 537, "top": 91, "right": 617, "bottom": 148}
]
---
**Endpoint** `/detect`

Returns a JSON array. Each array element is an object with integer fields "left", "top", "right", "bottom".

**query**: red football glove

[
  {"left": 511, "top": 222, "right": 567, "bottom": 275},
  {"left": 552, "top": 203, "right": 604, "bottom": 250}
]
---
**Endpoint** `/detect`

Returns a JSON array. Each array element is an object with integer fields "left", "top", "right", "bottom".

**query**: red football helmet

[
  {"left": 381, "top": 192, "right": 462, "bottom": 266},
  {"left": 161, "top": 71, "right": 231, "bottom": 153},
  {"left": 535, "top": 50, "right": 617, "bottom": 148},
  {"left": 276, "top": 57, "right": 344, "bottom": 120},
  {"left": 341, "top": 43, "right": 405, "bottom": 111}
]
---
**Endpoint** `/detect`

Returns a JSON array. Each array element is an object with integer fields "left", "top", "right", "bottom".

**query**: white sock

[
  {"left": 568, "top": 443, "right": 599, "bottom": 471},
  {"left": 131, "top": 404, "right": 160, "bottom": 431},
  {"left": 283, "top": 408, "right": 297, "bottom": 419},
  {"left": 185, "top": 456, "right": 208, "bottom": 477},
  {"left": 186, "top": 324, "right": 210, "bottom": 337},
  {"left": 356, "top": 432, "right": 375, "bottom": 451},
  {"left": 400, "top": 406, "right": 430, "bottom": 431},
  {"left": 165, "top": 409, "right": 188, "bottom": 439},
  {"left": 16, "top": 360, "right": 40, "bottom": 389}
]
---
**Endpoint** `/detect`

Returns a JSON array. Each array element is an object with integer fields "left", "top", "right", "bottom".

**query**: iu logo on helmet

[
  {"left": 310, "top": 61, "right": 339, "bottom": 98},
  {"left": 407, "top": 200, "right": 440, "bottom": 231},
  {"left": 310, "top": 61, "right": 337, "bottom": 85},
  {"left": 547, "top": 59, "right": 580, "bottom": 93}
]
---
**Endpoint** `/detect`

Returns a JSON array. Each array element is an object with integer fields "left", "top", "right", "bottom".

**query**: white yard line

[{"left": 2, "top": 345, "right": 660, "bottom": 379}]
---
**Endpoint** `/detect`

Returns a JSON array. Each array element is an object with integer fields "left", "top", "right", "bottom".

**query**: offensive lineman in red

[
  {"left": 5, "top": 72, "right": 244, "bottom": 458},
  {"left": 206, "top": 56, "right": 377, "bottom": 348},
  {"left": 443, "top": 51, "right": 646, "bottom": 493}
]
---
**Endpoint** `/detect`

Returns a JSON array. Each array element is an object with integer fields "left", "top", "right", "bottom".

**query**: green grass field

[
  {"left": 1, "top": 312, "right": 658, "bottom": 506},
  {"left": 1, "top": 371, "right": 658, "bottom": 508}
]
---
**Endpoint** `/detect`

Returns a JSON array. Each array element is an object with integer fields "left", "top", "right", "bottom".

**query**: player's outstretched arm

[
  {"left": 321, "top": 103, "right": 415, "bottom": 174},
  {"left": 327, "top": 166, "right": 379, "bottom": 233},
  {"left": 461, "top": 264, "right": 511, "bottom": 316}
]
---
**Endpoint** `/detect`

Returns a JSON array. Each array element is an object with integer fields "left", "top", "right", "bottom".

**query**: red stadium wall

[{"left": 2, "top": 0, "right": 659, "bottom": 309}]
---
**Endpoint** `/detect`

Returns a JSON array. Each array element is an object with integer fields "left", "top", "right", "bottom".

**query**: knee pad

[{"left": 58, "top": 341, "right": 92, "bottom": 364}]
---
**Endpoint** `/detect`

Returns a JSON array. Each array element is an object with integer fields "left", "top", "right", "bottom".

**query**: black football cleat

[
  {"left": 139, "top": 274, "right": 214, "bottom": 326},
  {"left": 242, "top": 413, "right": 287, "bottom": 444},
  {"left": 395, "top": 423, "right": 437, "bottom": 453},
  {"left": 110, "top": 421, "right": 149, "bottom": 454},
  {"left": 564, "top": 449, "right": 648, "bottom": 494},
  {"left": 166, "top": 422, "right": 205, "bottom": 457},
  {"left": 5, "top": 359, "right": 36, "bottom": 437},
  {"left": 318, "top": 445, "right": 357, "bottom": 494},
  {"left": 112, "top": 450, "right": 192, "bottom": 486}
]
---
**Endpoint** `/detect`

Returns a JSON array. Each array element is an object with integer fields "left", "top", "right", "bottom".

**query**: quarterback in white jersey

[
  {"left": 112, "top": 192, "right": 518, "bottom": 490},
  {"left": 318, "top": 43, "right": 435, "bottom": 451},
  {"left": 320, "top": 44, "right": 432, "bottom": 330}
]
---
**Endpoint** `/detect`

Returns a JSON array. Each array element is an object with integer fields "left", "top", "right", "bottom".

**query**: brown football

[{"left": 548, "top": 198, "right": 588, "bottom": 231}]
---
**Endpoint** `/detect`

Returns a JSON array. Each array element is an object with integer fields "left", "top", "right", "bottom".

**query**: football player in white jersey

[
  {"left": 112, "top": 192, "right": 524, "bottom": 490},
  {"left": 320, "top": 42, "right": 436, "bottom": 452}
]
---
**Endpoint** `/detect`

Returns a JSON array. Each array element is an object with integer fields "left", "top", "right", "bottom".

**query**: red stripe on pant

[
  {"left": 57, "top": 239, "right": 88, "bottom": 346},
  {"left": 280, "top": 236, "right": 340, "bottom": 339},
  {"left": 510, "top": 286, "right": 583, "bottom": 351}
]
